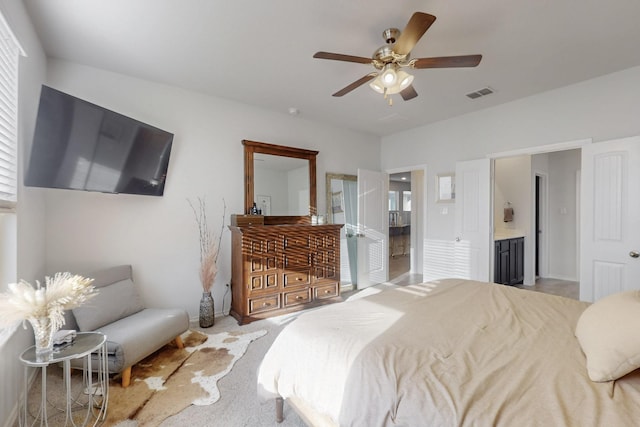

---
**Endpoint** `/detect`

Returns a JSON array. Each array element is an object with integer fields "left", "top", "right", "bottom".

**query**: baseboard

[
  {"left": 340, "top": 283, "right": 354, "bottom": 292},
  {"left": 189, "top": 311, "right": 230, "bottom": 325},
  {"left": 4, "top": 367, "right": 37, "bottom": 427},
  {"left": 543, "top": 274, "right": 578, "bottom": 282}
]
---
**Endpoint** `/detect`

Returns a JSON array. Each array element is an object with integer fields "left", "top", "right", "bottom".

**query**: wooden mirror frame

[{"left": 243, "top": 139, "right": 318, "bottom": 224}]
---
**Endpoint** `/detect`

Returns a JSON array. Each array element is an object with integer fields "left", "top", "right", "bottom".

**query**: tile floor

[
  {"left": 515, "top": 278, "right": 579, "bottom": 299},
  {"left": 382, "top": 255, "right": 579, "bottom": 301}
]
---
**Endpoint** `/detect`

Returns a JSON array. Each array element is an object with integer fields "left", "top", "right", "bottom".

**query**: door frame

[
  {"left": 385, "top": 164, "right": 427, "bottom": 276},
  {"left": 534, "top": 171, "right": 549, "bottom": 279},
  {"left": 487, "top": 138, "right": 591, "bottom": 285}
]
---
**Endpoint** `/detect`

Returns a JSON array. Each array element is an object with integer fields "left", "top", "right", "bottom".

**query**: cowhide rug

[{"left": 106, "top": 329, "right": 267, "bottom": 426}]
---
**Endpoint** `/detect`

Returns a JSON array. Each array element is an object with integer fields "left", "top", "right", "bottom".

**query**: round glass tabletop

[{"left": 19, "top": 332, "right": 106, "bottom": 366}]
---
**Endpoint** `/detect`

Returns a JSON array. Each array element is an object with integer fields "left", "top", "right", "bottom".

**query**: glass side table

[{"left": 19, "top": 332, "right": 109, "bottom": 427}]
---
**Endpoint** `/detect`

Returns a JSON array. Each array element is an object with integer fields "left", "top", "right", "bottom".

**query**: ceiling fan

[{"left": 313, "top": 12, "right": 482, "bottom": 105}]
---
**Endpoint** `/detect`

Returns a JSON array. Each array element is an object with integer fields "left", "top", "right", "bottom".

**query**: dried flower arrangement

[
  {"left": 188, "top": 197, "right": 226, "bottom": 293},
  {"left": 0, "top": 272, "right": 96, "bottom": 331}
]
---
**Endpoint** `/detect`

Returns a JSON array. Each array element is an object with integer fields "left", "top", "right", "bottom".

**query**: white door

[
  {"left": 357, "top": 168, "right": 389, "bottom": 288},
  {"left": 580, "top": 136, "right": 640, "bottom": 302},
  {"left": 454, "top": 159, "right": 492, "bottom": 281}
]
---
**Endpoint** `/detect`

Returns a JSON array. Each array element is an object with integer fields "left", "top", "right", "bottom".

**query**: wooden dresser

[{"left": 229, "top": 223, "right": 343, "bottom": 324}]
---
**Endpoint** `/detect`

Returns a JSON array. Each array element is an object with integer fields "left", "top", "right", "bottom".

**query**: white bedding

[{"left": 257, "top": 279, "right": 640, "bottom": 426}]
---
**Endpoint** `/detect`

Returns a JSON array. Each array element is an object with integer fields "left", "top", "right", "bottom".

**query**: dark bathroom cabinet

[{"left": 494, "top": 237, "right": 524, "bottom": 285}]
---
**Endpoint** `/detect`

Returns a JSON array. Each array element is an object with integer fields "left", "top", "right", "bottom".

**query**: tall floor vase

[{"left": 199, "top": 291, "right": 215, "bottom": 328}]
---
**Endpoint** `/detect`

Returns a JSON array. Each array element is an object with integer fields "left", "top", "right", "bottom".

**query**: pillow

[
  {"left": 575, "top": 290, "right": 640, "bottom": 382},
  {"left": 72, "top": 278, "right": 144, "bottom": 331}
]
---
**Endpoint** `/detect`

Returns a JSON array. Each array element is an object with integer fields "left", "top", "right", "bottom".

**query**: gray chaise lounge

[{"left": 65, "top": 265, "right": 190, "bottom": 387}]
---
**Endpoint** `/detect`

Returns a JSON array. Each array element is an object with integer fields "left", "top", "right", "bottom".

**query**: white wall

[
  {"left": 547, "top": 149, "right": 581, "bottom": 280},
  {"left": 0, "top": 0, "right": 47, "bottom": 424},
  {"left": 381, "top": 65, "right": 640, "bottom": 279},
  {"left": 41, "top": 59, "right": 380, "bottom": 321}
]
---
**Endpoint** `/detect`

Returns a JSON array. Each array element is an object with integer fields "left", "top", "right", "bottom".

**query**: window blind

[{"left": 0, "top": 13, "right": 20, "bottom": 210}]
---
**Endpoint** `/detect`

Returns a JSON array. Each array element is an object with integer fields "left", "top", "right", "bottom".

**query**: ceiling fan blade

[
  {"left": 313, "top": 51, "right": 372, "bottom": 65},
  {"left": 400, "top": 85, "right": 418, "bottom": 101},
  {"left": 393, "top": 12, "right": 436, "bottom": 56},
  {"left": 413, "top": 54, "right": 482, "bottom": 69},
  {"left": 332, "top": 73, "right": 377, "bottom": 97}
]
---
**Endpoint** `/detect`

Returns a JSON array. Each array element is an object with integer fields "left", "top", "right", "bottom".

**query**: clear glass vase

[
  {"left": 199, "top": 291, "right": 215, "bottom": 328},
  {"left": 28, "top": 316, "right": 56, "bottom": 362}
]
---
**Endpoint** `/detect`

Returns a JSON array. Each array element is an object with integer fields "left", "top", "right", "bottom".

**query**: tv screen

[{"left": 25, "top": 86, "right": 174, "bottom": 196}]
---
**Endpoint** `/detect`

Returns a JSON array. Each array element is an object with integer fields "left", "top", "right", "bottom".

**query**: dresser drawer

[
  {"left": 248, "top": 295, "right": 281, "bottom": 315},
  {"left": 283, "top": 269, "right": 311, "bottom": 287},
  {"left": 248, "top": 272, "right": 279, "bottom": 292},
  {"left": 283, "top": 252, "right": 311, "bottom": 268},
  {"left": 283, "top": 234, "right": 311, "bottom": 250},
  {"left": 284, "top": 288, "right": 311, "bottom": 307},
  {"left": 315, "top": 283, "right": 339, "bottom": 300}
]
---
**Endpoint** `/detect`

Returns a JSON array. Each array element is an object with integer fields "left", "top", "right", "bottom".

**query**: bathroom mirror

[{"left": 243, "top": 140, "right": 318, "bottom": 222}]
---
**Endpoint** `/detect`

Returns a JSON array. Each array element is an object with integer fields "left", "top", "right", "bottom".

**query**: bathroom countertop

[{"left": 494, "top": 230, "right": 525, "bottom": 240}]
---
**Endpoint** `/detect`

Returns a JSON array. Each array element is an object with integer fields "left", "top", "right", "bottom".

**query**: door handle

[{"left": 630, "top": 250, "right": 640, "bottom": 258}]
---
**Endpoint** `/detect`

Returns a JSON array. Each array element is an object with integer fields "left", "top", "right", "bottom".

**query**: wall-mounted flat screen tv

[{"left": 24, "top": 86, "right": 174, "bottom": 196}]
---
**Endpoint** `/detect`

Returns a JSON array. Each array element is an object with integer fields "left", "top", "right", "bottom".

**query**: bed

[{"left": 257, "top": 278, "right": 640, "bottom": 426}]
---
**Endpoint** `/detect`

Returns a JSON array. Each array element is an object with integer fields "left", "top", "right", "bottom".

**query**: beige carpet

[
  {"left": 106, "top": 329, "right": 266, "bottom": 426},
  {"left": 21, "top": 315, "right": 308, "bottom": 427}
]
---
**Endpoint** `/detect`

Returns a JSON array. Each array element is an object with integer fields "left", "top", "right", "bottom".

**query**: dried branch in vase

[{"left": 188, "top": 197, "right": 226, "bottom": 293}]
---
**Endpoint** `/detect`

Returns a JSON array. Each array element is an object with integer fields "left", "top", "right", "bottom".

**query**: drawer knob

[
  {"left": 295, "top": 295, "right": 303, "bottom": 300},
  {"left": 325, "top": 290, "right": 331, "bottom": 294},
  {"left": 262, "top": 302, "right": 271, "bottom": 307},
  {"left": 296, "top": 277, "right": 303, "bottom": 281}
]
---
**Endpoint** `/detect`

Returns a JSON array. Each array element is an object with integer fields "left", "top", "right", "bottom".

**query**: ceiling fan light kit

[
  {"left": 313, "top": 12, "right": 482, "bottom": 105},
  {"left": 381, "top": 64, "right": 398, "bottom": 87},
  {"left": 370, "top": 70, "right": 414, "bottom": 93}
]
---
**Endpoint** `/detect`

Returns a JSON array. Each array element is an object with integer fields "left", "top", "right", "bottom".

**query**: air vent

[{"left": 466, "top": 87, "right": 494, "bottom": 100}]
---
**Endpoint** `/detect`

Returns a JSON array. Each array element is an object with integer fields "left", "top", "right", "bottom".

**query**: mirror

[
  {"left": 326, "top": 172, "right": 358, "bottom": 287},
  {"left": 243, "top": 140, "right": 317, "bottom": 222},
  {"left": 436, "top": 173, "right": 456, "bottom": 203}
]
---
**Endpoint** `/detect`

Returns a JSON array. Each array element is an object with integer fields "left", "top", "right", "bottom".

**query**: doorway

[
  {"left": 387, "top": 167, "right": 425, "bottom": 285},
  {"left": 389, "top": 172, "right": 411, "bottom": 281},
  {"left": 492, "top": 149, "right": 581, "bottom": 287}
]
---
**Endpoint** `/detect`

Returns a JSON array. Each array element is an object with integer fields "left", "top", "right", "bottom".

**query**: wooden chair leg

[
  {"left": 121, "top": 366, "right": 132, "bottom": 388},
  {"left": 276, "top": 397, "right": 284, "bottom": 423},
  {"left": 175, "top": 335, "right": 184, "bottom": 349}
]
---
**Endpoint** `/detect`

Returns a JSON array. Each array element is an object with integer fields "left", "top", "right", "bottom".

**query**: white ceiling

[{"left": 22, "top": 0, "right": 640, "bottom": 137}]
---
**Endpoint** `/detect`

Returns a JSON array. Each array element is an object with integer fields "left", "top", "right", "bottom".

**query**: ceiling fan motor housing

[
  {"left": 374, "top": 28, "right": 412, "bottom": 69},
  {"left": 373, "top": 45, "right": 395, "bottom": 65}
]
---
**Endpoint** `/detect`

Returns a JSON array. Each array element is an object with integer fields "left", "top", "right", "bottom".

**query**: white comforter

[{"left": 257, "top": 279, "right": 640, "bottom": 426}]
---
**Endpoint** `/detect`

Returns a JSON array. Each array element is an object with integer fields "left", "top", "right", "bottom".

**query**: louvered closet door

[{"left": 580, "top": 136, "right": 640, "bottom": 302}]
